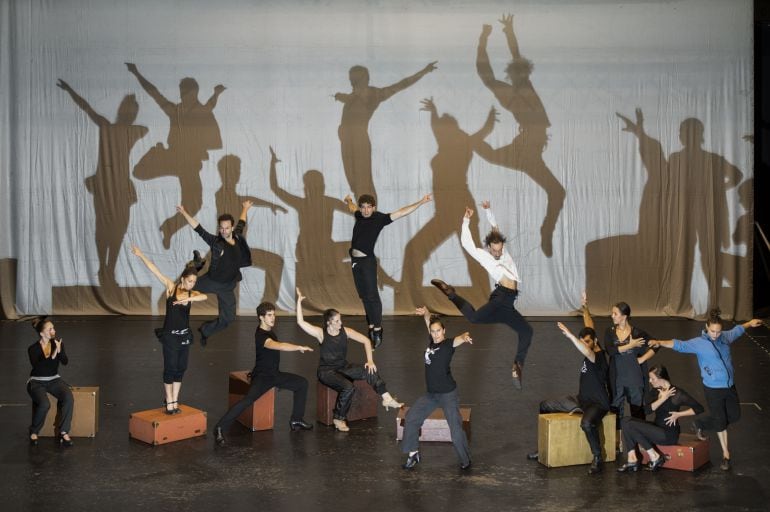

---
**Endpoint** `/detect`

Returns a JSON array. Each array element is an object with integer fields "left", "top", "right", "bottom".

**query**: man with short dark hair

[
  {"left": 178, "top": 200, "right": 253, "bottom": 346},
  {"left": 431, "top": 201, "right": 532, "bottom": 389},
  {"left": 344, "top": 193, "right": 432, "bottom": 348},
  {"left": 214, "top": 302, "right": 314, "bottom": 445},
  {"left": 525, "top": 295, "right": 610, "bottom": 475}
]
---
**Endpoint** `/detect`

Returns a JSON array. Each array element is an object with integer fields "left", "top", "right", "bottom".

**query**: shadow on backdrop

[
  {"left": 335, "top": 61, "right": 436, "bottom": 199},
  {"left": 126, "top": 63, "right": 225, "bottom": 250},
  {"left": 52, "top": 79, "right": 151, "bottom": 314},
  {"left": 475, "top": 15, "right": 565, "bottom": 258},
  {"left": 396, "top": 98, "right": 495, "bottom": 312}
]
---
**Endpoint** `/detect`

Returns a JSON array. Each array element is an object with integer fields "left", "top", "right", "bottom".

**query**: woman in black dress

[
  {"left": 617, "top": 365, "right": 704, "bottom": 472},
  {"left": 27, "top": 318, "right": 74, "bottom": 446},
  {"left": 132, "top": 246, "right": 207, "bottom": 414}
]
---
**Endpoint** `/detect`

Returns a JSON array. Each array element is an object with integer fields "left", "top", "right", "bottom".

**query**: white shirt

[{"left": 460, "top": 208, "right": 521, "bottom": 284}]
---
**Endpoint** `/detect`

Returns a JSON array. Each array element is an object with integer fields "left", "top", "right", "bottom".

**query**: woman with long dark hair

[
  {"left": 131, "top": 246, "right": 207, "bottom": 414},
  {"left": 27, "top": 318, "right": 74, "bottom": 446},
  {"left": 617, "top": 365, "right": 703, "bottom": 472}
]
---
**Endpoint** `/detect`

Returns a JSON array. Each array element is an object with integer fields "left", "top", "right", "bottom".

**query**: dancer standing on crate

[
  {"left": 649, "top": 309, "right": 762, "bottom": 471},
  {"left": 214, "top": 302, "right": 314, "bottom": 445},
  {"left": 526, "top": 293, "right": 610, "bottom": 474},
  {"left": 616, "top": 365, "right": 704, "bottom": 473},
  {"left": 131, "top": 247, "right": 207, "bottom": 414},
  {"left": 27, "top": 318, "right": 75, "bottom": 447},
  {"left": 344, "top": 192, "right": 432, "bottom": 348},
  {"left": 431, "top": 202, "right": 532, "bottom": 389},
  {"left": 295, "top": 288, "right": 403, "bottom": 432},
  {"left": 401, "top": 306, "right": 473, "bottom": 471},
  {"left": 178, "top": 200, "right": 253, "bottom": 346}
]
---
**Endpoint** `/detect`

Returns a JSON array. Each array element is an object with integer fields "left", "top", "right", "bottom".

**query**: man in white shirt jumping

[{"left": 431, "top": 202, "right": 533, "bottom": 389}]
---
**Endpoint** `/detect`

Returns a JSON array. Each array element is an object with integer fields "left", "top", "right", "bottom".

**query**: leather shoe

[
  {"left": 430, "top": 279, "right": 455, "bottom": 297},
  {"left": 645, "top": 455, "right": 665, "bottom": 472},
  {"left": 616, "top": 461, "right": 641, "bottom": 473},
  {"left": 214, "top": 426, "right": 225, "bottom": 446},
  {"left": 289, "top": 419, "right": 313, "bottom": 431},
  {"left": 402, "top": 451, "right": 421, "bottom": 470},
  {"left": 526, "top": 451, "right": 539, "bottom": 461},
  {"left": 192, "top": 250, "right": 206, "bottom": 272},
  {"left": 511, "top": 361, "right": 523, "bottom": 390},
  {"left": 692, "top": 424, "right": 707, "bottom": 441},
  {"left": 588, "top": 456, "right": 603, "bottom": 475},
  {"left": 59, "top": 434, "right": 74, "bottom": 447},
  {"left": 460, "top": 460, "right": 472, "bottom": 471},
  {"left": 720, "top": 458, "right": 731, "bottom": 471},
  {"left": 371, "top": 327, "right": 383, "bottom": 349}
]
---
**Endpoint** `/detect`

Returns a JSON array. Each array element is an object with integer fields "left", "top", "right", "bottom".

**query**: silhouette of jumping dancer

[
  {"left": 56, "top": 79, "right": 148, "bottom": 288},
  {"left": 334, "top": 61, "right": 437, "bottom": 199},
  {"left": 215, "top": 154, "right": 287, "bottom": 305},
  {"left": 397, "top": 98, "right": 497, "bottom": 309},
  {"left": 126, "top": 63, "right": 225, "bottom": 249},
  {"left": 475, "top": 14, "right": 565, "bottom": 257}
]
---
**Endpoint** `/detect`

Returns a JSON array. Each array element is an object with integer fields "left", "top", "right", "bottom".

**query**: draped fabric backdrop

[{"left": 0, "top": 0, "right": 753, "bottom": 319}]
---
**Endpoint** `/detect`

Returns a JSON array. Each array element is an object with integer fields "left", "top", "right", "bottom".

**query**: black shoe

[
  {"left": 720, "top": 458, "right": 732, "bottom": 471},
  {"left": 214, "top": 426, "right": 225, "bottom": 446},
  {"left": 511, "top": 361, "right": 523, "bottom": 390},
  {"left": 59, "top": 434, "right": 74, "bottom": 447},
  {"left": 198, "top": 327, "right": 208, "bottom": 347},
  {"left": 460, "top": 460, "right": 472, "bottom": 471},
  {"left": 526, "top": 451, "right": 539, "bottom": 461},
  {"left": 29, "top": 434, "right": 39, "bottom": 447},
  {"left": 371, "top": 327, "right": 383, "bottom": 349},
  {"left": 430, "top": 279, "right": 456, "bottom": 297},
  {"left": 588, "top": 456, "right": 603, "bottom": 475},
  {"left": 645, "top": 456, "right": 665, "bottom": 472},
  {"left": 192, "top": 250, "right": 206, "bottom": 272},
  {"left": 692, "top": 423, "right": 707, "bottom": 441},
  {"left": 616, "top": 461, "right": 641, "bottom": 473},
  {"left": 402, "top": 451, "right": 421, "bottom": 470},
  {"left": 289, "top": 419, "right": 313, "bottom": 431},
  {"left": 164, "top": 400, "right": 177, "bottom": 415}
]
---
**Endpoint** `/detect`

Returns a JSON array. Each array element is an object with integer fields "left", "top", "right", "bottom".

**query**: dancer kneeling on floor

[
  {"left": 617, "top": 365, "right": 703, "bottom": 473},
  {"left": 27, "top": 318, "right": 75, "bottom": 447},
  {"left": 132, "top": 246, "right": 208, "bottom": 414},
  {"left": 214, "top": 302, "right": 314, "bottom": 445},
  {"left": 401, "top": 307, "right": 473, "bottom": 471},
  {"left": 295, "top": 288, "right": 403, "bottom": 432}
]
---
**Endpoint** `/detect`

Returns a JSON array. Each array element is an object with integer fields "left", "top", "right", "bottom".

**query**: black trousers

[
  {"left": 621, "top": 417, "right": 678, "bottom": 452},
  {"left": 160, "top": 333, "right": 191, "bottom": 384},
  {"left": 351, "top": 256, "right": 381, "bottom": 327},
  {"left": 611, "top": 384, "right": 646, "bottom": 429},
  {"left": 27, "top": 378, "right": 74, "bottom": 435},
  {"left": 195, "top": 275, "right": 237, "bottom": 339},
  {"left": 317, "top": 364, "right": 386, "bottom": 420},
  {"left": 449, "top": 286, "right": 533, "bottom": 364},
  {"left": 539, "top": 396, "right": 607, "bottom": 457},
  {"left": 696, "top": 385, "right": 741, "bottom": 432},
  {"left": 216, "top": 371, "right": 308, "bottom": 431}
]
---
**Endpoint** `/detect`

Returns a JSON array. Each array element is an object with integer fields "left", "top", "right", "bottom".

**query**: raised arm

[
  {"left": 125, "top": 63, "right": 174, "bottom": 115},
  {"left": 471, "top": 107, "right": 498, "bottom": 141},
  {"left": 480, "top": 201, "right": 500, "bottom": 231},
  {"left": 476, "top": 24, "right": 499, "bottom": 90},
  {"left": 581, "top": 292, "right": 595, "bottom": 330},
  {"left": 557, "top": 322, "right": 594, "bottom": 362},
  {"left": 420, "top": 97, "right": 440, "bottom": 133},
  {"left": 617, "top": 108, "right": 669, "bottom": 172},
  {"left": 343, "top": 194, "right": 358, "bottom": 213},
  {"left": 268, "top": 146, "right": 301, "bottom": 209},
  {"left": 295, "top": 288, "right": 324, "bottom": 343},
  {"left": 56, "top": 79, "right": 108, "bottom": 126},
  {"left": 390, "top": 194, "right": 432, "bottom": 221},
  {"left": 344, "top": 327, "right": 376, "bottom": 373},
  {"left": 131, "top": 246, "right": 174, "bottom": 292},
  {"left": 176, "top": 205, "right": 200, "bottom": 229},
  {"left": 499, "top": 14, "right": 521, "bottom": 59},
  {"left": 415, "top": 306, "right": 432, "bottom": 332},
  {"left": 239, "top": 199, "right": 253, "bottom": 223},
  {"left": 379, "top": 62, "right": 437, "bottom": 102},
  {"left": 205, "top": 84, "right": 226, "bottom": 109}
]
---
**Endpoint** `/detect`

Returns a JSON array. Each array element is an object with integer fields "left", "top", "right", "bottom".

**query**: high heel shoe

[
  {"left": 332, "top": 419, "right": 350, "bottom": 432},
  {"left": 382, "top": 395, "right": 403, "bottom": 411},
  {"left": 616, "top": 461, "right": 641, "bottom": 473},
  {"left": 59, "top": 433, "right": 74, "bottom": 447},
  {"left": 164, "top": 400, "right": 177, "bottom": 415},
  {"left": 402, "top": 451, "right": 421, "bottom": 470},
  {"left": 646, "top": 456, "right": 665, "bottom": 472},
  {"left": 29, "top": 434, "right": 39, "bottom": 446}
]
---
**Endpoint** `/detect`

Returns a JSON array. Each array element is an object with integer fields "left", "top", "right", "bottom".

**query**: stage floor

[{"left": 1, "top": 314, "right": 769, "bottom": 511}]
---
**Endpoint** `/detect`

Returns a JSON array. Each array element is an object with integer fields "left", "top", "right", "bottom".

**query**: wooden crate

[
  {"left": 228, "top": 371, "right": 275, "bottom": 431},
  {"left": 317, "top": 379, "right": 379, "bottom": 425},
  {"left": 640, "top": 433, "right": 710, "bottom": 471},
  {"left": 396, "top": 406, "right": 471, "bottom": 442},
  {"left": 40, "top": 386, "right": 99, "bottom": 437},
  {"left": 129, "top": 405, "right": 206, "bottom": 446},
  {"left": 537, "top": 412, "right": 616, "bottom": 467}
]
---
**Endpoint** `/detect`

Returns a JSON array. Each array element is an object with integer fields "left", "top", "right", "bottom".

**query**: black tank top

[
  {"left": 162, "top": 284, "right": 191, "bottom": 334},
  {"left": 319, "top": 327, "right": 348, "bottom": 370}
]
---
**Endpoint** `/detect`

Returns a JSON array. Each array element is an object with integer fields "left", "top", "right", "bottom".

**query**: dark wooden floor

[{"left": 1, "top": 314, "right": 769, "bottom": 511}]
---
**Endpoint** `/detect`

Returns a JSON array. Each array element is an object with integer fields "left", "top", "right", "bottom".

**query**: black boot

[
  {"left": 588, "top": 456, "right": 603, "bottom": 475},
  {"left": 371, "top": 327, "right": 383, "bottom": 349}
]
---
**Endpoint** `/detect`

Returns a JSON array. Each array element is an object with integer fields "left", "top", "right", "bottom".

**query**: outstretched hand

[
  {"left": 420, "top": 97, "right": 437, "bottom": 114},
  {"left": 556, "top": 321, "right": 574, "bottom": 339},
  {"left": 415, "top": 306, "right": 429, "bottom": 317},
  {"left": 130, "top": 245, "right": 143, "bottom": 257},
  {"left": 424, "top": 61, "right": 438, "bottom": 73},
  {"left": 464, "top": 206, "right": 474, "bottom": 219},
  {"left": 481, "top": 24, "right": 493, "bottom": 38},
  {"left": 297, "top": 346, "right": 314, "bottom": 353},
  {"left": 421, "top": 194, "right": 433, "bottom": 204},
  {"left": 125, "top": 62, "right": 138, "bottom": 73},
  {"left": 616, "top": 108, "right": 644, "bottom": 135},
  {"left": 269, "top": 145, "right": 281, "bottom": 165},
  {"left": 365, "top": 361, "right": 378, "bottom": 374},
  {"left": 499, "top": 13, "right": 514, "bottom": 30},
  {"left": 296, "top": 287, "right": 306, "bottom": 303},
  {"left": 242, "top": 199, "right": 254, "bottom": 210},
  {"left": 214, "top": 84, "right": 226, "bottom": 94},
  {"left": 55, "top": 79, "right": 70, "bottom": 91}
]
